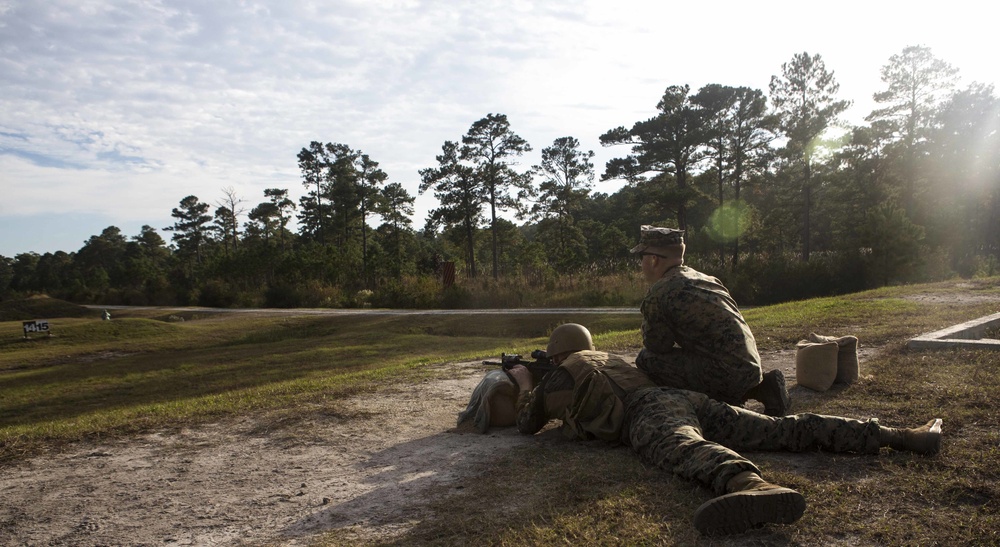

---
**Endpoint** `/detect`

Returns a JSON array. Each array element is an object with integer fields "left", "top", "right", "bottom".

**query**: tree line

[{"left": 2, "top": 46, "right": 998, "bottom": 308}]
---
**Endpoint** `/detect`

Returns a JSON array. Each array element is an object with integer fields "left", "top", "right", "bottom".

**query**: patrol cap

[{"left": 630, "top": 225, "right": 685, "bottom": 254}]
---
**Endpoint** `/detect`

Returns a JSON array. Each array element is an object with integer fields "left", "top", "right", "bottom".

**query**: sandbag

[
  {"left": 795, "top": 340, "right": 839, "bottom": 392},
  {"left": 457, "top": 370, "right": 518, "bottom": 433},
  {"left": 808, "top": 333, "right": 860, "bottom": 384}
]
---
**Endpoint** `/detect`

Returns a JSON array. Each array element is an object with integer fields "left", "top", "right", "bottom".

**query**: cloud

[{"left": 1, "top": 0, "right": 998, "bottom": 257}]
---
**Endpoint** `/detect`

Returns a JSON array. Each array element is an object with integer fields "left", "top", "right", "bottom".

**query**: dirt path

[
  {"left": 0, "top": 344, "right": 877, "bottom": 546},
  {"left": 0, "top": 361, "right": 534, "bottom": 546}
]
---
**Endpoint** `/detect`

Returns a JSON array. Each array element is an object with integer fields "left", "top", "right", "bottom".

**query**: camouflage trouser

[
  {"left": 635, "top": 347, "right": 762, "bottom": 404},
  {"left": 622, "top": 387, "right": 881, "bottom": 494}
]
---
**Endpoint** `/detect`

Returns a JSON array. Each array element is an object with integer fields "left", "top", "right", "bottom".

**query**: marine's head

[
  {"left": 630, "top": 225, "right": 685, "bottom": 254},
  {"left": 630, "top": 225, "right": 686, "bottom": 283},
  {"left": 546, "top": 323, "right": 595, "bottom": 364}
]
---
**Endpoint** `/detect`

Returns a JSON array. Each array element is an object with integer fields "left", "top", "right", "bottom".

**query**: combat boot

[
  {"left": 693, "top": 471, "right": 806, "bottom": 535},
  {"left": 744, "top": 369, "right": 791, "bottom": 416},
  {"left": 880, "top": 418, "right": 943, "bottom": 455}
]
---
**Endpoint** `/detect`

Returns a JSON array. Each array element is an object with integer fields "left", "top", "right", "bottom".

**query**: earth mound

[{"left": 0, "top": 295, "right": 98, "bottom": 321}]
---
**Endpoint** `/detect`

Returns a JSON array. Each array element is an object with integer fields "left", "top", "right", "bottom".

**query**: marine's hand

[{"left": 506, "top": 364, "right": 535, "bottom": 392}]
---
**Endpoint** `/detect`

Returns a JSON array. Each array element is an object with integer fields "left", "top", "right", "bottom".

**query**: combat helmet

[{"left": 546, "top": 323, "right": 595, "bottom": 358}]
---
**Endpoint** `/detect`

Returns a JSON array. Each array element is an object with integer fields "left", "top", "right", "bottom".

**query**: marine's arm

[
  {"left": 641, "top": 281, "right": 677, "bottom": 353},
  {"left": 514, "top": 384, "right": 548, "bottom": 435},
  {"left": 666, "top": 273, "right": 761, "bottom": 365},
  {"left": 508, "top": 364, "right": 547, "bottom": 434}
]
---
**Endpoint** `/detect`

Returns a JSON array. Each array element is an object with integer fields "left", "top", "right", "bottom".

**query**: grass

[
  {"left": 746, "top": 279, "right": 1000, "bottom": 350},
  {"left": 3, "top": 278, "right": 1000, "bottom": 545},
  {"left": 783, "top": 345, "right": 1000, "bottom": 545},
  {"left": 0, "top": 301, "right": 640, "bottom": 462},
  {"left": 351, "top": 342, "right": 1000, "bottom": 546}
]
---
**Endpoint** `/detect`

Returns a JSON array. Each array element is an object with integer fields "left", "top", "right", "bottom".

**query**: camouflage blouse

[
  {"left": 640, "top": 265, "right": 760, "bottom": 368},
  {"left": 515, "top": 351, "right": 655, "bottom": 442}
]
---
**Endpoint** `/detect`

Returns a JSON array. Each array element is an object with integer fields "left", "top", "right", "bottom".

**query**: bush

[
  {"left": 441, "top": 285, "right": 473, "bottom": 309},
  {"left": 955, "top": 254, "right": 1000, "bottom": 279},
  {"left": 371, "top": 276, "right": 443, "bottom": 308},
  {"left": 264, "top": 281, "right": 345, "bottom": 308},
  {"left": 905, "top": 246, "right": 955, "bottom": 283},
  {"left": 709, "top": 251, "right": 868, "bottom": 306},
  {"left": 117, "top": 288, "right": 149, "bottom": 306},
  {"left": 352, "top": 289, "right": 374, "bottom": 308},
  {"left": 264, "top": 284, "right": 299, "bottom": 308},
  {"left": 198, "top": 280, "right": 238, "bottom": 308}
]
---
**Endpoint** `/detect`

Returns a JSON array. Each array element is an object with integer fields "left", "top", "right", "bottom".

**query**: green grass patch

[
  {"left": 745, "top": 281, "right": 1000, "bottom": 350},
  {"left": 0, "top": 308, "right": 638, "bottom": 462}
]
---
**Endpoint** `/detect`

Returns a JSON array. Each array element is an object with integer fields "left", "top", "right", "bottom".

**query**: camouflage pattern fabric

[
  {"left": 623, "top": 387, "right": 881, "bottom": 494},
  {"left": 515, "top": 351, "right": 654, "bottom": 441},
  {"left": 636, "top": 265, "right": 762, "bottom": 403}
]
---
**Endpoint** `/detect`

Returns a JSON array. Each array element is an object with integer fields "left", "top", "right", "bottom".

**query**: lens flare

[{"left": 707, "top": 201, "right": 751, "bottom": 243}]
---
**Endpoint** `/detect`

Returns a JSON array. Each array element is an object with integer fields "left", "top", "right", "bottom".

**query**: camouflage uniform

[
  {"left": 518, "top": 351, "right": 881, "bottom": 495},
  {"left": 623, "top": 386, "right": 881, "bottom": 494},
  {"left": 636, "top": 264, "right": 762, "bottom": 404},
  {"left": 515, "top": 351, "right": 655, "bottom": 441}
]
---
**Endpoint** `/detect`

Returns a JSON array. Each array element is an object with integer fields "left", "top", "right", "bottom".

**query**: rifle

[{"left": 483, "top": 349, "right": 556, "bottom": 384}]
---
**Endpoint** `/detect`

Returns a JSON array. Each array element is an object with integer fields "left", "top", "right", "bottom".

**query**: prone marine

[{"left": 460, "top": 323, "right": 943, "bottom": 535}]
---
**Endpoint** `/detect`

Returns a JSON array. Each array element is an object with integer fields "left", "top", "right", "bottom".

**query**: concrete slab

[{"left": 907, "top": 312, "right": 1000, "bottom": 350}]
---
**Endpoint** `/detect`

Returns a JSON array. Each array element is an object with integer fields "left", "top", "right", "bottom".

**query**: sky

[{"left": 2, "top": 0, "right": 998, "bottom": 258}]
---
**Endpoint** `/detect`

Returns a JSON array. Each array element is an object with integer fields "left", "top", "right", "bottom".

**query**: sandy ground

[
  {"left": 0, "top": 341, "right": 885, "bottom": 547},
  {"left": 0, "top": 362, "right": 518, "bottom": 546}
]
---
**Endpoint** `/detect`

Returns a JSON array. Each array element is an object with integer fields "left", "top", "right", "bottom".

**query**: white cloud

[{"left": 1, "top": 0, "right": 998, "bottom": 256}]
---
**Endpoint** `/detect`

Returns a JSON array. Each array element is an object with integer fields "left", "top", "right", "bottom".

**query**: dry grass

[
  {"left": 344, "top": 343, "right": 1000, "bottom": 545},
  {"left": 315, "top": 279, "right": 1000, "bottom": 546}
]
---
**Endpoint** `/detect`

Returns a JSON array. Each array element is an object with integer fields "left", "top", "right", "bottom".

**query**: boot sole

[
  {"left": 692, "top": 487, "right": 806, "bottom": 535},
  {"left": 764, "top": 370, "right": 791, "bottom": 416}
]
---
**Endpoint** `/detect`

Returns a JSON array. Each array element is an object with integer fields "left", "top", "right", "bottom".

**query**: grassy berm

[{"left": 2, "top": 278, "right": 1000, "bottom": 545}]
